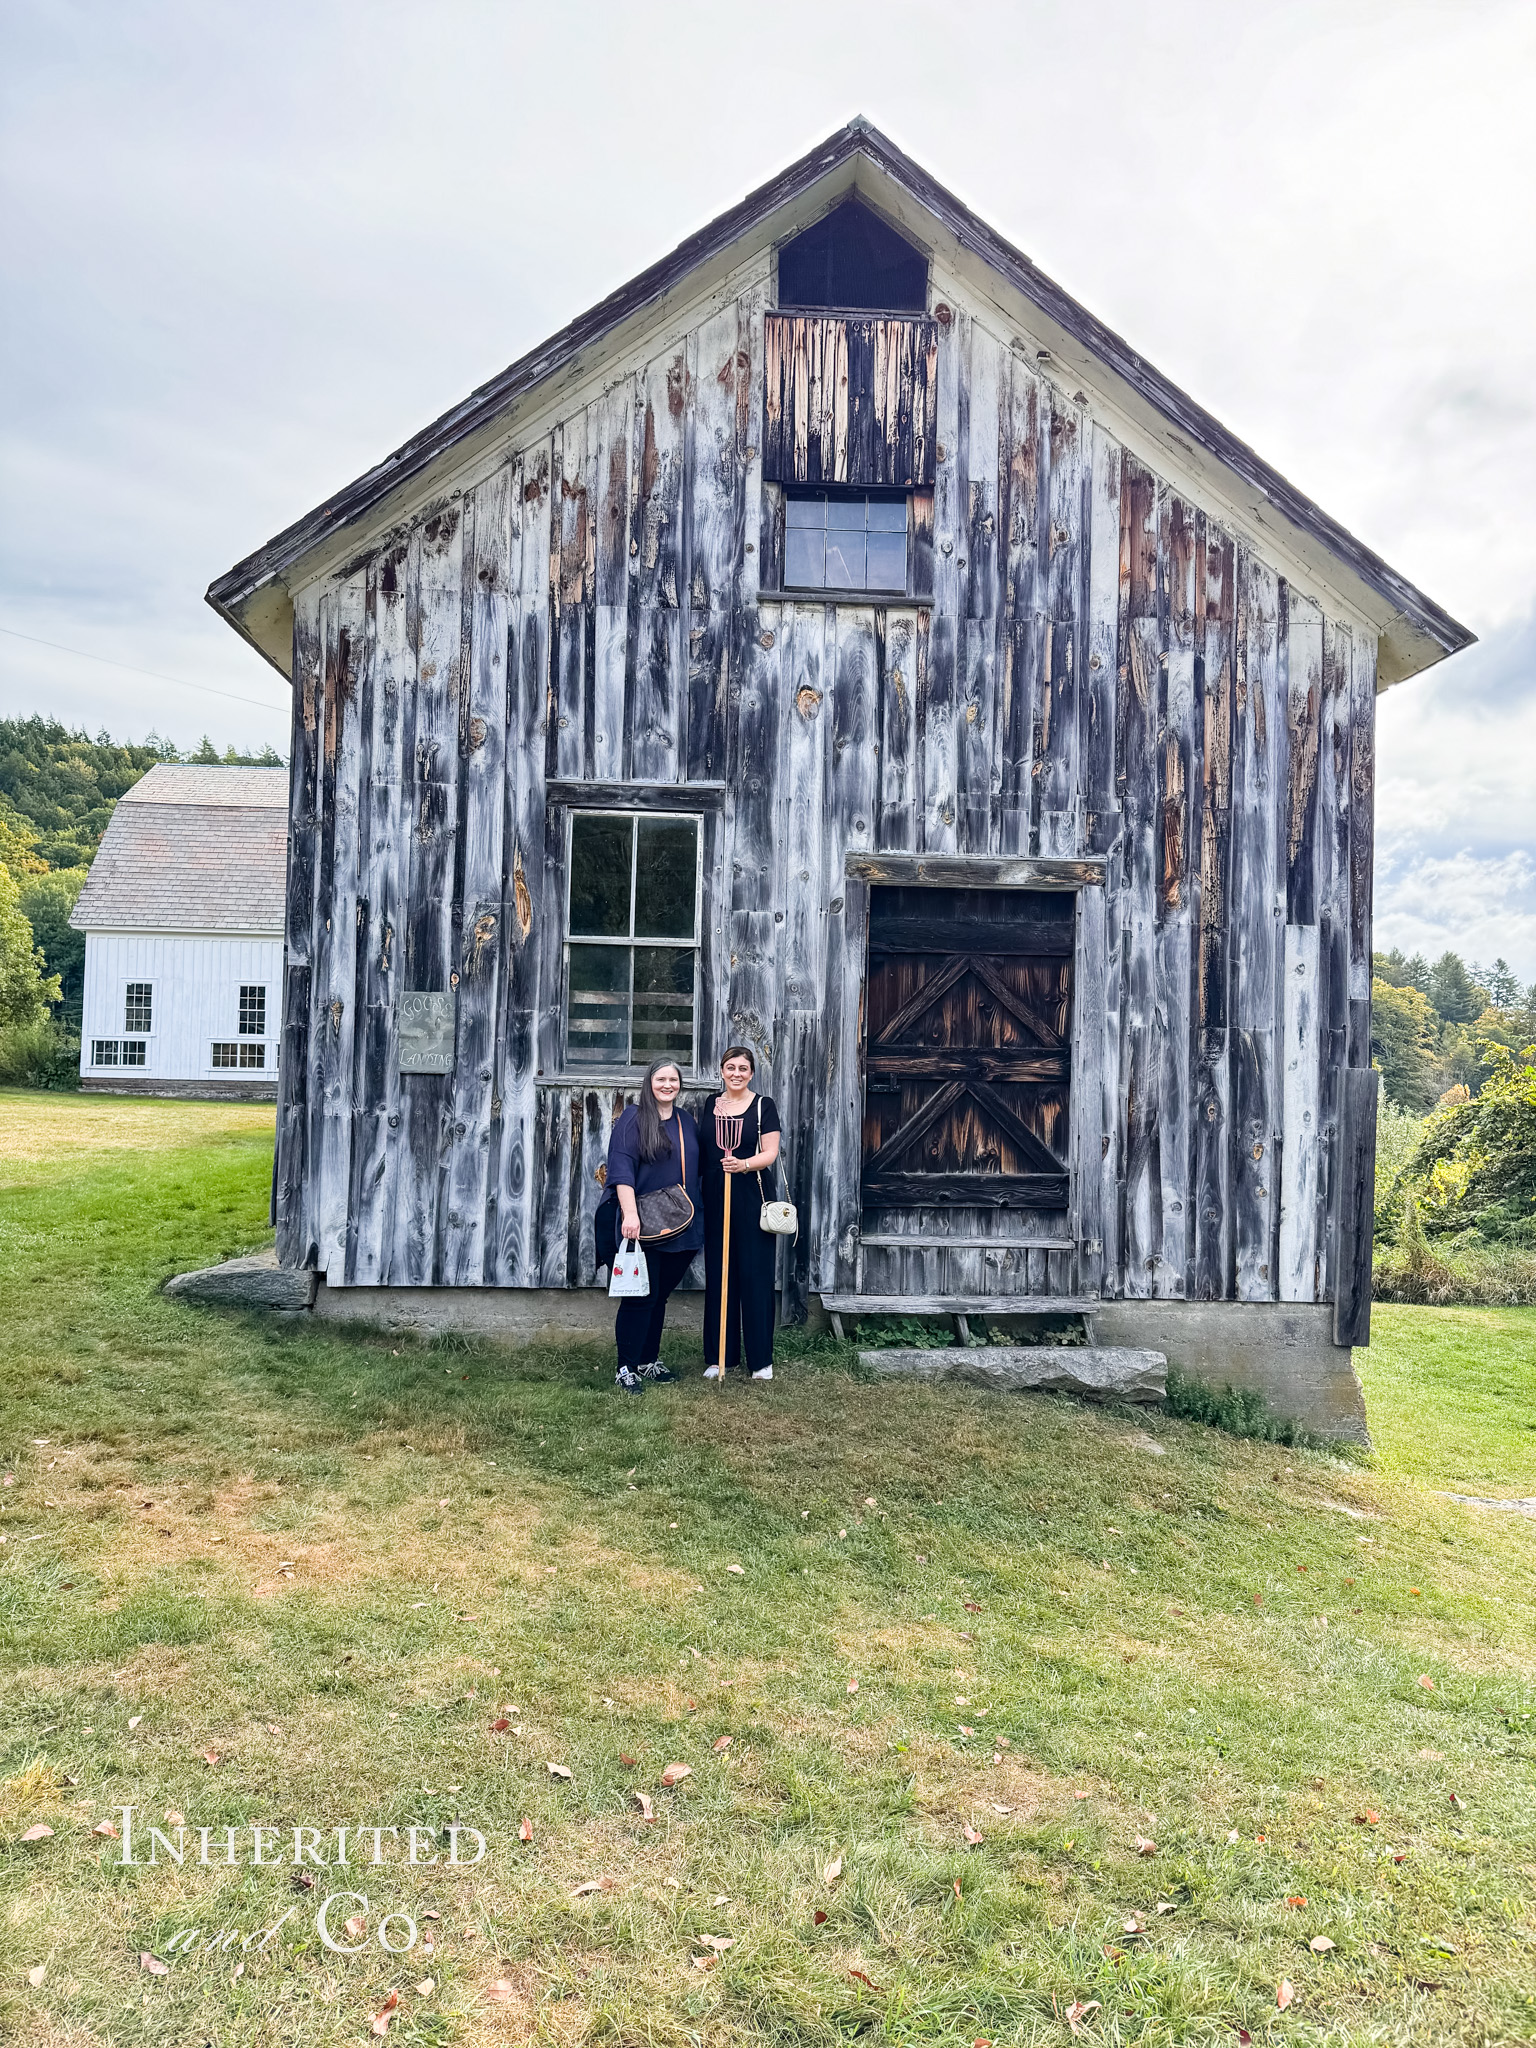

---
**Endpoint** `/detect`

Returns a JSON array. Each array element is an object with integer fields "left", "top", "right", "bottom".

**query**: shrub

[{"left": 0, "top": 1016, "right": 81, "bottom": 1089}]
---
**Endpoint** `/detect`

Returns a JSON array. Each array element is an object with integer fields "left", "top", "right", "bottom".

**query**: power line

[{"left": 0, "top": 623, "right": 289, "bottom": 717}]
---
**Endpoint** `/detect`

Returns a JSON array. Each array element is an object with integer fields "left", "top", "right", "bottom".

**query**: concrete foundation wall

[
  {"left": 312, "top": 1281, "right": 709, "bottom": 1344},
  {"left": 1087, "top": 1301, "right": 1369, "bottom": 1445},
  {"left": 82, "top": 1078, "right": 278, "bottom": 1101}
]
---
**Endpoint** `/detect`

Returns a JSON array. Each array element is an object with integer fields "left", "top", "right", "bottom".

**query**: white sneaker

[
  {"left": 751, "top": 1365, "right": 773, "bottom": 1381},
  {"left": 703, "top": 1364, "right": 723, "bottom": 1380}
]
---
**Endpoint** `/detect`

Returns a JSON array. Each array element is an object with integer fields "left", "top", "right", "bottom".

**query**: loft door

[{"left": 861, "top": 887, "right": 1073, "bottom": 1213}]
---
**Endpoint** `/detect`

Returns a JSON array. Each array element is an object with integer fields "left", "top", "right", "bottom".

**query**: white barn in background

[{"left": 70, "top": 765, "right": 287, "bottom": 1098}]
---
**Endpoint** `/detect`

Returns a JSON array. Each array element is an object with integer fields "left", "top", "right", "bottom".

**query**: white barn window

[
  {"left": 238, "top": 984, "right": 267, "bottom": 1036},
  {"left": 212, "top": 1042, "right": 266, "bottom": 1069},
  {"left": 564, "top": 812, "right": 700, "bottom": 1069},
  {"left": 124, "top": 982, "right": 153, "bottom": 1032}
]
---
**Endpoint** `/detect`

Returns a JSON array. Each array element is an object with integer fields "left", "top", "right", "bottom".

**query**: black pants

[
  {"left": 704, "top": 1197, "right": 776, "bottom": 1374},
  {"left": 614, "top": 1244, "right": 699, "bottom": 1370}
]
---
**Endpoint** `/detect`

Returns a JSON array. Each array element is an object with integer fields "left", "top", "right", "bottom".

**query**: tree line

[{"left": 1370, "top": 948, "right": 1535, "bottom": 1113}]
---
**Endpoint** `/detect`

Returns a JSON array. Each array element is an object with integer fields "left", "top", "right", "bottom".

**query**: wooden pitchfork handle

[{"left": 716, "top": 1170, "right": 731, "bottom": 1389}]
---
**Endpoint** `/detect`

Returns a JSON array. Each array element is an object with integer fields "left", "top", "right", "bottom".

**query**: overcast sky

[{"left": 2, "top": 0, "right": 1532, "bottom": 976}]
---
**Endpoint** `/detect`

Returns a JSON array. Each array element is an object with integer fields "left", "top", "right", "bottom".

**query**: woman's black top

[
  {"left": 698, "top": 1093, "right": 782, "bottom": 1205},
  {"left": 605, "top": 1104, "right": 704, "bottom": 1254}
]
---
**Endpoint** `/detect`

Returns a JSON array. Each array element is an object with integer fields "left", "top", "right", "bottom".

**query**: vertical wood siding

[{"left": 279, "top": 279, "right": 1378, "bottom": 1328}]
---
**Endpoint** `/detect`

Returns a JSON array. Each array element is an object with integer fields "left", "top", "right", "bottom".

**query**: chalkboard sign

[{"left": 399, "top": 991, "right": 456, "bottom": 1074}]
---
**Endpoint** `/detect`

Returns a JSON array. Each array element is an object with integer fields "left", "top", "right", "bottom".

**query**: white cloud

[{"left": 1374, "top": 848, "right": 1536, "bottom": 986}]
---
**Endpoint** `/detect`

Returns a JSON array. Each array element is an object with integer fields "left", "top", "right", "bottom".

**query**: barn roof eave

[{"left": 206, "top": 115, "right": 1474, "bottom": 690}]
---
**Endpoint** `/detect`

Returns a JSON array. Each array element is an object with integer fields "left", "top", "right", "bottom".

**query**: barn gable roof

[
  {"left": 70, "top": 764, "right": 287, "bottom": 936},
  {"left": 208, "top": 117, "right": 1472, "bottom": 690}
]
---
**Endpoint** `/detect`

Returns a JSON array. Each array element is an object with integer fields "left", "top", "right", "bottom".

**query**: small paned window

[
  {"left": 785, "top": 491, "right": 907, "bottom": 593},
  {"left": 124, "top": 982, "right": 153, "bottom": 1033},
  {"left": 239, "top": 985, "right": 266, "bottom": 1036},
  {"left": 121, "top": 1041, "right": 146, "bottom": 1067},
  {"left": 212, "top": 1042, "right": 267, "bottom": 1070},
  {"left": 565, "top": 811, "right": 700, "bottom": 1069},
  {"left": 92, "top": 1039, "right": 119, "bottom": 1066}
]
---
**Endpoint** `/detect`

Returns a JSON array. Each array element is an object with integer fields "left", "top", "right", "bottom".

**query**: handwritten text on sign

[{"left": 398, "top": 992, "right": 455, "bottom": 1074}]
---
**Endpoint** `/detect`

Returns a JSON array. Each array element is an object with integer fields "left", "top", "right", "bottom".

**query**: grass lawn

[{"left": 1, "top": 1089, "right": 1533, "bottom": 2046}]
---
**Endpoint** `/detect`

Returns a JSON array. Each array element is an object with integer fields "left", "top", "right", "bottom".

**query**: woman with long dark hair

[
  {"left": 699, "top": 1045, "right": 782, "bottom": 1381},
  {"left": 603, "top": 1058, "right": 703, "bottom": 1394}
]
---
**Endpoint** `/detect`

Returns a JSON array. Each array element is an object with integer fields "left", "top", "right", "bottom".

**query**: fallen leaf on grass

[
  {"left": 726, "top": 1564, "right": 745, "bottom": 1575},
  {"left": 1065, "top": 2000, "right": 1100, "bottom": 2036},
  {"left": 660, "top": 1763, "right": 691, "bottom": 1787},
  {"left": 1286, "top": 1895, "right": 1307, "bottom": 1908},
  {"left": 485, "top": 1979, "right": 523, "bottom": 2002},
  {"left": 1417, "top": 1675, "right": 1435, "bottom": 1692},
  {"left": 421, "top": 1910, "right": 440, "bottom": 1921},
  {"left": 691, "top": 1953, "right": 716, "bottom": 1971},
  {"left": 847, "top": 1678, "right": 859, "bottom": 1695},
  {"left": 27, "top": 1965, "right": 46, "bottom": 1987},
  {"left": 91, "top": 1821, "right": 118, "bottom": 1838},
  {"left": 371, "top": 1988, "right": 399, "bottom": 2035},
  {"left": 415, "top": 1978, "right": 435, "bottom": 1996},
  {"left": 231, "top": 1962, "right": 244, "bottom": 1984},
  {"left": 964, "top": 1600, "right": 981, "bottom": 1612},
  {"left": 991, "top": 1803, "right": 1012, "bottom": 1815},
  {"left": 1449, "top": 1791, "right": 1466, "bottom": 1810},
  {"left": 292, "top": 1869, "right": 316, "bottom": 1891},
  {"left": 849, "top": 1967, "right": 882, "bottom": 1991},
  {"left": 1354, "top": 1810, "right": 1380, "bottom": 1827},
  {"left": 21, "top": 1824, "right": 53, "bottom": 1842},
  {"left": 140, "top": 1952, "right": 168, "bottom": 1976},
  {"left": 128, "top": 1715, "right": 142, "bottom": 1730},
  {"left": 953, "top": 1878, "right": 962, "bottom": 1899},
  {"left": 1309, "top": 1935, "right": 1336, "bottom": 1953},
  {"left": 1155, "top": 1901, "right": 1177, "bottom": 1915},
  {"left": 963, "top": 1825, "right": 983, "bottom": 1847},
  {"left": 698, "top": 1935, "right": 733, "bottom": 1952},
  {"left": 712, "top": 1735, "right": 733, "bottom": 1752},
  {"left": 633, "top": 1792, "right": 654, "bottom": 1820},
  {"left": 813, "top": 1910, "right": 827, "bottom": 1926},
  {"left": 1122, "top": 1915, "right": 1146, "bottom": 1934},
  {"left": 571, "top": 1877, "right": 615, "bottom": 1897},
  {"left": 1234, "top": 2030, "right": 1253, "bottom": 2044},
  {"left": 202, "top": 1750, "right": 220, "bottom": 1767},
  {"left": 490, "top": 1718, "right": 511, "bottom": 1733},
  {"left": 619, "top": 1753, "right": 638, "bottom": 1768},
  {"left": 823, "top": 1854, "right": 843, "bottom": 1885},
  {"left": 1134, "top": 1834, "right": 1157, "bottom": 1856},
  {"left": 1277, "top": 1978, "right": 1294, "bottom": 2010},
  {"left": 546, "top": 1762, "right": 572, "bottom": 1780},
  {"left": 518, "top": 1817, "right": 533, "bottom": 1842}
]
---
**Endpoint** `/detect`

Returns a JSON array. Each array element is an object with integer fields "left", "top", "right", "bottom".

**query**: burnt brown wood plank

[
  {"left": 866, "top": 1049, "right": 1070, "bottom": 1082},
  {"left": 1347, "top": 630, "right": 1378, "bottom": 1066},
  {"left": 846, "top": 853, "right": 1104, "bottom": 889},
  {"left": 919, "top": 307, "right": 962, "bottom": 851},
  {"left": 1285, "top": 590, "right": 1323, "bottom": 925},
  {"left": 1192, "top": 527, "right": 1235, "bottom": 1299},
  {"left": 997, "top": 360, "right": 1041, "bottom": 854},
  {"left": 956, "top": 320, "right": 998, "bottom": 852},
  {"left": 626, "top": 351, "right": 686, "bottom": 784},
  {"left": 1230, "top": 550, "right": 1283, "bottom": 1298},
  {"left": 275, "top": 588, "right": 322, "bottom": 1268},
  {"left": 685, "top": 304, "right": 744, "bottom": 783},
  {"left": 1116, "top": 457, "right": 1161, "bottom": 1298},
  {"left": 392, "top": 504, "right": 463, "bottom": 1286},
  {"left": 859, "top": 1171, "right": 1069, "bottom": 1209},
  {"left": 1036, "top": 390, "right": 1086, "bottom": 859},
  {"left": 1333, "top": 1065, "right": 1378, "bottom": 1347}
]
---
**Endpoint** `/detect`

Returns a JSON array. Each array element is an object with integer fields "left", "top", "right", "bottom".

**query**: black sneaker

[
  {"left": 637, "top": 1361, "right": 677, "bottom": 1383},
  {"left": 615, "top": 1366, "right": 644, "bottom": 1395}
]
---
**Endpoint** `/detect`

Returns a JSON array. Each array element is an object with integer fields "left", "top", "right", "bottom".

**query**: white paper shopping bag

[{"left": 608, "top": 1241, "right": 650, "bottom": 1298}]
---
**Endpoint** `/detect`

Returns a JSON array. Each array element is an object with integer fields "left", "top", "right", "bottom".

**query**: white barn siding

[{"left": 80, "top": 932, "right": 283, "bottom": 1092}]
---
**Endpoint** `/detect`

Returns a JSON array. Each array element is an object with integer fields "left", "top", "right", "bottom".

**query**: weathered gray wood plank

[
  {"left": 997, "top": 360, "right": 1041, "bottom": 855},
  {"left": 1347, "top": 629, "right": 1378, "bottom": 1066},
  {"left": 1278, "top": 919, "right": 1321, "bottom": 1301},
  {"left": 1153, "top": 497, "right": 1197, "bottom": 1299},
  {"left": 957, "top": 319, "right": 999, "bottom": 852},
  {"left": 1037, "top": 389, "right": 1086, "bottom": 859},
  {"left": 685, "top": 303, "right": 743, "bottom": 783},
  {"left": 314, "top": 576, "right": 365, "bottom": 1286},
  {"left": 1117, "top": 458, "right": 1161, "bottom": 1299},
  {"left": 920, "top": 306, "right": 962, "bottom": 852},
  {"left": 1333, "top": 1065, "right": 1378, "bottom": 1347},
  {"left": 275, "top": 584, "right": 323, "bottom": 1269},
  {"left": 626, "top": 351, "right": 685, "bottom": 783},
  {"left": 1192, "top": 527, "right": 1235, "bottom": 1299}
]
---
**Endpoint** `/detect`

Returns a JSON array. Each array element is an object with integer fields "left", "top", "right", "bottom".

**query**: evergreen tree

[{"left": 1428, "top": 951, "right": 1486, "bottom": 1024}]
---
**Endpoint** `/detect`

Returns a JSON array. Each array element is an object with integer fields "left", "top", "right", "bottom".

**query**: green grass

[{"left": 1, "top": 1088, "right": 1534, "bottom": 2046}]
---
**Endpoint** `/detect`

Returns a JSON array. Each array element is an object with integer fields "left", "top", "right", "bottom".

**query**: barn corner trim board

[{"left": 203, "top": 120, "right": 1465, "bottom": 1439}]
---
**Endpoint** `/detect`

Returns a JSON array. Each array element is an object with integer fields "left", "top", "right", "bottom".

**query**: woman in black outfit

[
  {"left": 604, "top": 1059, "right": 703, "bottom": 1394},
  {"left": 699, "top": 1045, "right": 782, "bottom": 1381}
]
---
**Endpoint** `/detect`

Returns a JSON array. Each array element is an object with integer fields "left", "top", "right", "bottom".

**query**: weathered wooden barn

[{"left": 208, "top": 121, "right": 1471, "bottom": 1434}]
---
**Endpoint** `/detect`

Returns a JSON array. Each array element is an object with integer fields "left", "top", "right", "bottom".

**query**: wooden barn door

[{"left": 861, "top": 887, "right": 1074, "bottom": 1215}]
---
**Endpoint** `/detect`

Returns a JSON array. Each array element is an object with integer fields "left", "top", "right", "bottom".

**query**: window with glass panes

[
  {"left": 565, "top": 812, "right": 700, "bottom": 1069},
  {"left": 784, "top": 490, "right": 907, "bottom": 593},
  {"left": 239, "top": 984, "right": 266, "bottom": 1036},
  {"left": 124, "top": 982, "right": 153, "bottom": 1032}
]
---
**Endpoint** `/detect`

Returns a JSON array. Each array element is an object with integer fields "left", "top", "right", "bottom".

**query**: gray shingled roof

[{"left": 71, "top": 764, "right": 288, "bottom": 934}]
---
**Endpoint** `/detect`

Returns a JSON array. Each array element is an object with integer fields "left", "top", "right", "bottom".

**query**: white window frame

[{"left": 562, "top": 808, "right": 704, "bottom": 1074}]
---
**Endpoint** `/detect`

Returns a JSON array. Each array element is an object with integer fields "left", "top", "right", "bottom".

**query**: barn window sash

[
  {"left": 564, "top": 810, "right": 701, "bottom": 1071},
  {"left": 212, "top": 1041, "right": 266, "bottom": 1070},
  {"left": 124, "top": 982, "right": 153, "bottom": 1033},
  {"left": 782, "top": 489, "right": 909, "bottom": 595},
  {"left": 238, "top": 984, "right": 267, "bottom": 1036}
]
